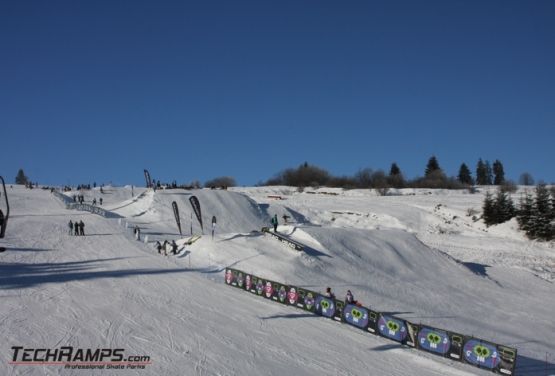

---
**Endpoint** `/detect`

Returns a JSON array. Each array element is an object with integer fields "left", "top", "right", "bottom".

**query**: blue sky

[{"left": 1, "top": 0, "right": 554, "bottom": 186}]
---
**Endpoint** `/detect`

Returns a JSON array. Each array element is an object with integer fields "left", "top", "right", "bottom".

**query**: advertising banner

[
  {"left": 144, "top": 169, "right": 152, "bottom": 188},
  {"left": 377, "top": 314, "right": 408, "bottom": 343},
  {"left": 343, "top": 304, "right": 370, "bottom": 330},
  {"left": 189, "top": 196, "right": 203, "bottom": 233},
  {"left": 315, "top": 295, "right": 336, "bottom": 318},
  {"left": 172, "top": 201, "right": 182, "bottom": 236}
]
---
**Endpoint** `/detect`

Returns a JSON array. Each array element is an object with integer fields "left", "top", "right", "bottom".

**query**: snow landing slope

[{"left": 1, "top": 185, "right": 554, "bottom": 375}]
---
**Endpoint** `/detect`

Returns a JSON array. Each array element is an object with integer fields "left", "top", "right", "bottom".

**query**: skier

[
  {"left": 79, "top": 220, "right": 85, "bottom": 236},
  {"left": 324, "top": 287, "right": 335, "bottom": 299},
  {"left": 68, "top": 220, "right": 73, "bottom": 235},
  {"left": 345, "top": 290, "right": 357, "bottom": 305},
  {"left": 155, "top": 241, "right": 162, "bottom": 254},
  {"left": 271, "top": 214, "right": 278, "bottom": 233},
  {"left": 171, "top": 240, "right": 178, "bottom": 255}
]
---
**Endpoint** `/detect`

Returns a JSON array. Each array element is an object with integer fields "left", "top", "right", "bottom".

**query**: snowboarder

[
  {"left": 271, "top": 214, "right": 278, "bottom": 233},
  {"left": 162, "top": 240, "right": 168, "bottom": 256},
  {"left": 282, "top": 214, "right": 290, "bottom": 224},
  {"left": 68, "top": 220, "right": 73, "bottom": 235},
  {"left": 155, "top": 241, "right": 162, "bottom": 254},
  {"left": 324, "top": 287, "right": 335, "bottom": 299},
  {"left": 92, "top": 198, "right": 97, "bottom": 206},
  {"left": 79, "top": 220, "right": 85, "bottom": 236}
]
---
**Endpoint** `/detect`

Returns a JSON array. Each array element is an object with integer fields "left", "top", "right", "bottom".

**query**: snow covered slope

[{"left": 1, "top": 185, "right": 553, "bottom": 375}]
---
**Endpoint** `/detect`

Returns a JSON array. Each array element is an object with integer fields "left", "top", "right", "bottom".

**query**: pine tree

[
  {"left": 485, "top": 160, "right": 493, "bottom": 185},
  {"left": 389, "top": 163, "right": 401, "bottom": 176},
  {"left": 493, "top": 160, "right": 505, "bottom": 185},
  {"left": 457, "top": 163, "right": 473, "bottom": 185},
  {"left": 530, "top": 184, "right": 554, "bottom": 240},
  {"left": 517, "top": 191, "right": 534, "bottom": 236},
  {"left": 476, "top": 159, "right": 487, "bottom": 185},
  {"left": 15, "top": 169, "right": 29, "bottom": 185},
  {"left": 494, "top": 189, "right": 515, "bottom": 223},
  {"left": 482, "top": 192, "right": 496, "bottom": 226},
  {"left": 388, "top": 163, "right": 405, "bottom": 188},
  {"left": 425, "top": 156, "right": 441, "bottom": 177}
]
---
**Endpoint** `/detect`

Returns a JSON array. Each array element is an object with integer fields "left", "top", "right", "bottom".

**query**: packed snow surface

[{"left": 1, "top": 185, "right": 553, "bottom": 375}]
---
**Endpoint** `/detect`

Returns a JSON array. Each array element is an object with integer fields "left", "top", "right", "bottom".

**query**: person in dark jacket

[
  {"left": 324, "top": 287, "right": 335, "bottom": 299},
  {"left": 271, "top": 214, "right": 278, "bottom": 232},
  {"left": 74, "top": 220, "right": 80, "bottom": 236},
  {"left": 345, "top": 290, "right": 357, "bottom": 305},
  {"left": 79, "top": 220, "right": 85, "bottom": 236},
  {"left": 68, "top": 220, "right": 73, "bottom": 235}
]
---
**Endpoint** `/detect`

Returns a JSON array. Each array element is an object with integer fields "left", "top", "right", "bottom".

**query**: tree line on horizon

[{"left": 259, "top": 156, "right": 539, "bottom": 192}]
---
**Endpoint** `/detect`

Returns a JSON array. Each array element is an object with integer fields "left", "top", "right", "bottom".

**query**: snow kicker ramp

[{"left": 112, "top": 189, "right": 270, "bottom": 234}]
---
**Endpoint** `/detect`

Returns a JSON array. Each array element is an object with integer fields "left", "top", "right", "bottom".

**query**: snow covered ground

[{"left": 1, "top": 185, "right": 553, "bottom": 375}]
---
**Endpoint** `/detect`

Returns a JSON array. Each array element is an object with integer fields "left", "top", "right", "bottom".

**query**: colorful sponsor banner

[
  {"left": 496, "top": 345, "right": 517, "bottom": 375},
  {"left": 315, "top": 296, "right": 336, "bottom": 318},
  {"left": 296, "top": 288, "right": 317, "bottom": 312},
  {"left": 343, "top": 304, "right": 369, "bottom": 329},
  {"left": 418, "top": 326, "right": 451, "bottom": 355},
  {"left": 377, "top": 314, "right": 408, "bottom": 343},
  {"left": 286, "top": 286, "right": 300, "bottom": 306},
  {"left": 463, "top": 338, "right": 501, "bottom": 370},
  {"left": 224, "top": 268, "right": 518, "bottom": 375}
]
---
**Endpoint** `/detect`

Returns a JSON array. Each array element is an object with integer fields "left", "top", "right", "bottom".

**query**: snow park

[
  {"left": 2, "top": 1, "right": 555, "bottom": 375},
  {"left": 1, "top": 174, "right": 554, "bottom": 376}
]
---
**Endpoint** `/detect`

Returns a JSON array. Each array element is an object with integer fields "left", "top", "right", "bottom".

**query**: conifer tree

[
  {"left": 482, "top": 192, "right": 496, "bottom": 226},
  {"left": 485, "top": 160, "right": 493, "bottom": 185},
  {"left": 388, "top": 163, "right": 405, "bottom": 188},
  {"left": 425, "top": 156, "right": 441, "bottom": 177},
  {"left": 494, "top": 189, "right": 515, "bottom": 223},
  {"left": 493, "top": 160, "right": 505, "bottom": 185},
  {"left": 517, "top": 191, "right": 534, "bottom": 236},
  {"left": 530, "top": 184, "right": 554, "bottom": 240},
  {"left": 458, "top": 163, "right": 473, "bottom": 185},
  {"left": 476, "top": 159, "right": 487, "bottom": 185},
  {"left": 15, "top": 169, "right": 29, "bottom": 185},
  {"left": 389, "top": 163, "right": 401, "bottom": 177}
]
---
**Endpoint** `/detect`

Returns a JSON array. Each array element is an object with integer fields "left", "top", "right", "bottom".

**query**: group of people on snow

[
  {"left": 68, "top": 220, "right": 85, "bottom": 236},
  {"left": 324, "top": 287, "right": 359, "bottom": 306},
  {"left": 73, "top": 195, "right": 102, "bottom": 206},
  {"left": 155, "top": 240, "right": 178, "bottom": 256}
]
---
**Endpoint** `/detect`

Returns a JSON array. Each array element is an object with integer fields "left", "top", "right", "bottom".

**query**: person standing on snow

[
  {"left": 271, "top": 214, "right": 278, "bottom": 233},
  {"left": 79, "top": 220, "right": 85, "bottom": 236},
  {"left": 324, "top": 287, "right": 335, "bottom": 299},
  {"left": 68, "top": 220, "right": 74, "bottom": 235}
]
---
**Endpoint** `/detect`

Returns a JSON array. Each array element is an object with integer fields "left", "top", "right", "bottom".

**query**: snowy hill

[{"left": 1, "top": 185, "right": 553, "bottom": 375}]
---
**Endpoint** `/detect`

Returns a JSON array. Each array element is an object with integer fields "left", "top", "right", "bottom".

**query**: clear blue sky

[{"left": 1, "top": 0, "right": 554, "bottom": 186}]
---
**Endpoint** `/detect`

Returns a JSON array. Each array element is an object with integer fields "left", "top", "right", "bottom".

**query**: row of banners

[{"left": 225, "top": 267, "right": 517, "bottom": 375}]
